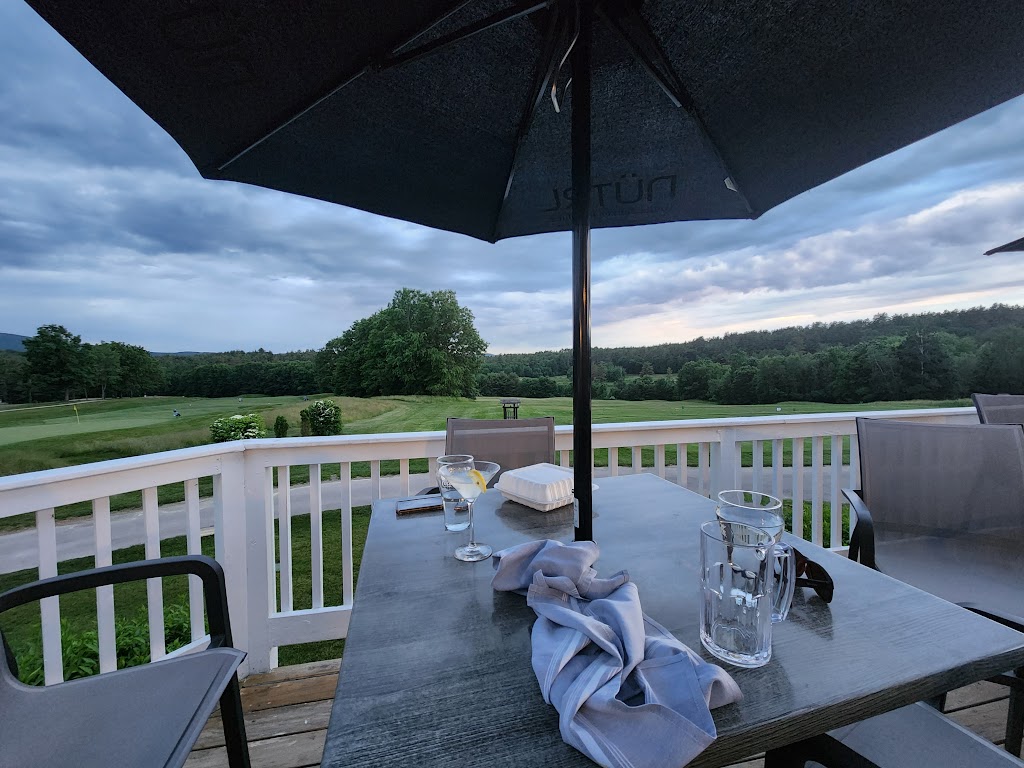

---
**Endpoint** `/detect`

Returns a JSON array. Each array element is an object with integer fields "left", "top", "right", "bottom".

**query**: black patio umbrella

[
  {"left": 23, "top": 0, "right": 1024, "bottom": 540},
  {"left": 986, "top": 236, "right": 1024, "bottom": 255}
]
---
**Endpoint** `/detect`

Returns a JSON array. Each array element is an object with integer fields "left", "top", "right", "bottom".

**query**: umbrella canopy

[
  {"left": 986, "top": 236, "right": 1024, "bottom": 255},
  {"left": 23, "top": 0, "right": 1024, "bottom": 539}
]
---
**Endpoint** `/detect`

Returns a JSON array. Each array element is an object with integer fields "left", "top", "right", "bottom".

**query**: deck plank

[
  {"left": 196, "top": 700, "right": 333, "bottom": 750},
  {"left": 242, "top": 672, "right": 338, "bottom": 712},
  {"left": 186, "top": 730, "right": 326, "bottom": 768}
]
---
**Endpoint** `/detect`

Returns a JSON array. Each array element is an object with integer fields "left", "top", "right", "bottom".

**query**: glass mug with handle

[{"left": 715, "top": 490, "right": 795, "bottom": 623}]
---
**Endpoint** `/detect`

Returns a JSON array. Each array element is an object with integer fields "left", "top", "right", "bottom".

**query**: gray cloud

[{"left": 2, "top": 4, "right": 1023, "bottom": 353}]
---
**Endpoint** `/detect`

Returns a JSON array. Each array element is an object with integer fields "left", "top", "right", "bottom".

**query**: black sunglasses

[{"left": 793, "top": 547, "right": 834, "bottom": 604}]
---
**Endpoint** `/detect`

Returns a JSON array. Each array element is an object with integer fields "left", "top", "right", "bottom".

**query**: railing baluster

[
  {"left": 698, "top": 443, "right": 710, "bottom": 496},
  {"left": 811, "top": 437, "right": 824, "bottom": 546},
  {"left": 654, "top": 444, "right": 666, "bottom": 479},
  {"left": 370, "top": 460, "right": 381, "bottom": 501},
  {"left": 830, "top": 434, "right": 843, "bottom": 548},
  {"left": 93, "top": 497, "right": 117, "bottom": 672},
  {"left": 142, "top": 487, "right": 165, "bottom": 660},
  {"left": 676, "top": 443, "right": 688, "bottom": 488},
  {"left": 792, "top": 438, "right": 805, "bottom": 537},
  {"left": 752, "top": 440, "right": 764, "bottom": 492},
  {"left": 771, "top": 439, "right": 784, "bottom": 499},
  {"left": 609, "top": 446, "right": 619, "bottom": 476},
  {"left": 184, "top": 478, "right": 204, "bottom": 642},
  {"left": 278, "top": 466, "right": 293, "bottom": 613},
  {"left": 310, "top": 465, "right": 325, "bottom": 610},
  {"left": 399, "top": 458, "right": 410, "bottom": 496},
  {"left": 631, "top": 447, "right": 642, "bottom": 475},
  {"left": 340, "top": 461, "right": 354, "bottom": 607},
  {"left": 36, "top": 507, "right": 62, "bottom": 684}
]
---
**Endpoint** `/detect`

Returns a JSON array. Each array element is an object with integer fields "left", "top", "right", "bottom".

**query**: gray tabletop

[{"left": 321, "top": 474, "right": 1024, "bottom": 768}]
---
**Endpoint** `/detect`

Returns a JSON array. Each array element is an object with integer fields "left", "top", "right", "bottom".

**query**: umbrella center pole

[{"left": 571, "top": 0, "right": 594, "bottom": 542}]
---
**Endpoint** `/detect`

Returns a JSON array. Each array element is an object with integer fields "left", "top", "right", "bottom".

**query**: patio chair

[
  {"left": 765, "top": 701, "right": 1024, "bottom": 767},
  {"left": 974, "top": 393, "right": 1024, "bottom": 426},
  {"left": 0, "top": 555, "right": 250, "bottom": 768},
  {"left": 844, "top": 417, "right": 1024, "bottom": 755},
  {"left": 445, "top": 416, "right": 555, "bottom": 484},
  {"left": 421, "top": 417, "right": 556, "bottom": 493}
]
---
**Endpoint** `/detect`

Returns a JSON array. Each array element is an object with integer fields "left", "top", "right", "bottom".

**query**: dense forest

[{"left": 1, "top": 304, "right": 1022, "bottom": 405}]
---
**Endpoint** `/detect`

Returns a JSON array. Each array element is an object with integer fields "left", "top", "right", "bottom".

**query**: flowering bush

[
  {"left": 209, "top": 413, "right": 267, "bottom": 442},
  {"left": 300, "top": 399, "right": 342, "bottom": 436}
]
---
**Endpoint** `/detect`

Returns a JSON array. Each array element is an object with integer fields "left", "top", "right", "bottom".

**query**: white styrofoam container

[{"left": 495, "top": 463, "right": 575, "bottom": 512}]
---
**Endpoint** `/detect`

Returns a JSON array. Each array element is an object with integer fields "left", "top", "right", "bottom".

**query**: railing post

[
  {"left": 215, "top": 452, "right": 256, "bottom": 676},
  {"left": 711, "top": 428, "right": 739, "bottom": 497}
]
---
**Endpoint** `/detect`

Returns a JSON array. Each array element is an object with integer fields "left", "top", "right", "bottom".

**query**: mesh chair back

[
  {"left": 973, "top": 393, "right": 1024, "bottom": 426},
  {"left": 446, "top": 417, "right": 555, "bottom": 484},
  {"left": 857, "top": 418, "right": 1024, "bottom": 533},
  {"left": 855, "top": 418, "right": 1024, "bottom": 622}
]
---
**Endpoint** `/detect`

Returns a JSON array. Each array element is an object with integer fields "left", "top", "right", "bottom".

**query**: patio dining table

[{"left": 320, "top": 473, "right": 1024, "bottom": 767}]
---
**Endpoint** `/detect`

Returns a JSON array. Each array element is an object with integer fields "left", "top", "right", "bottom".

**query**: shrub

[
  {"left": 15, "top": 605, "right": 195, "bottom": 686},
  {"left": 273, "top": 415, "right": 289, "bottom": 438},
  {"left": 209, "top": 413, "right": 266, "bottom": 442},
  {"left": 300, "top": 399, "right": 342, "bottom": 436},
  {"left": 300, "top": 410, "right": 311, "bottom": 436}
]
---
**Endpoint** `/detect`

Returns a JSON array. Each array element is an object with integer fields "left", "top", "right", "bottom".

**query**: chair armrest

[
  {"left": 0, "top": 555, "right": 235, "bottom": 649},
  {"left": 842, "top": 488, "right": 876, "bottom": 569}
]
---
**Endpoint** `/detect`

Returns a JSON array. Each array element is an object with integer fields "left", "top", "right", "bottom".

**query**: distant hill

[{"left": 0, "top": 333, "right": 27, "bottom": 352}]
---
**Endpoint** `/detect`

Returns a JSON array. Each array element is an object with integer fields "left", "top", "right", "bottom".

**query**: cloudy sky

[{"left": 2, "top": 4, "right": 1023, "bottom": 355}]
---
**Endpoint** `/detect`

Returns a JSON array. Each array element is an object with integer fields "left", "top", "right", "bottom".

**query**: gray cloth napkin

[{"left": 492, "top": 539, "right": 742, "bottom": 768}]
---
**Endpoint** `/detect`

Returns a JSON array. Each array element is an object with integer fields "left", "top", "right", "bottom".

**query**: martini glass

[
  {"left": 439, "top": 459, "right": 500, "bottom": 562},
  {"left": 716, "top": 490, "right": 794, "bottom": 622}
]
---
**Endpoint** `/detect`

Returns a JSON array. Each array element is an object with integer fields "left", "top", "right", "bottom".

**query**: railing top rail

[
  {"left": 0, "top": 407, "right": 976, "bottom": 494},
  {"left": 582, "top": 407, "right": 974, "bottom": 434}
]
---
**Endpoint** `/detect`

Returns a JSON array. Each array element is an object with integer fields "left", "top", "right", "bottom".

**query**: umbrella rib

[
  {"left": 213, "top": 0, "right": 478, "bottom": 174},
  {"left": 984, "top": 235, "right": 1024, "bottom": 255},
  {"left": 380, "top": 0, "right": 554, "bottom": 72},
  {"left": 596, "top": 1, "right": 754, "bottom": 215},
  {"left": 496, "top": 5, "right": 568, "bottom": 230}
]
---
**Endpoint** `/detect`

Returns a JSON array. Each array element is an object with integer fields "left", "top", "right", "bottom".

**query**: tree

[
  {"left": 322, "top": 289, "right": 487, "bottom": 397},
  {"left": 0, "top": 352, "right": 28, "bottom": 403},
  {"left": 86, "top": 343, "right": 122, "bottom": 399},
  {"left": 111, "top": 342, "right": 164, "bottom": 396},
  {"left": 23, "top": 324, "right": 84, "bottom": 401}
]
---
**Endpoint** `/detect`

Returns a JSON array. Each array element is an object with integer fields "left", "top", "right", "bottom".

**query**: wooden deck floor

[{"left": 186, "top": 661, "right": 1015, "bottom": 768}]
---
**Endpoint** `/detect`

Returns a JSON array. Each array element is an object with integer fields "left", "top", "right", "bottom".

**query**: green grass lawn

[{"left": 0, "top": 505, "right": 372, "bottom": 680}]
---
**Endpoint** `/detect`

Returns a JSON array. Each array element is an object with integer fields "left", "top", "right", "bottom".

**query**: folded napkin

[{"left": 492, "top": 539, "right": 742, "bottom": 768}]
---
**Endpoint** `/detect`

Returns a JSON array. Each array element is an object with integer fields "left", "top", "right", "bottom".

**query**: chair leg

[
  {"left": 1006, "top": 685, "right": 1024, "bottom": 757},
  {"left": 220, "top": 675, "right": 251, "bottom": 768}
]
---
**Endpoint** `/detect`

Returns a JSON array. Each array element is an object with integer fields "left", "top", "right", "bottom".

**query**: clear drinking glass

[
  {"left": 700, "top": 519, "right": 775, "bottom": 668},
  {"left": 437, "top": 459, "right": 500, "bottom": 562},
  {"left": 715, "top": 490, "right": 795, "bottom": 623},
  {"left": 437, "top": 454, "right": 474, "bottom": 531}
]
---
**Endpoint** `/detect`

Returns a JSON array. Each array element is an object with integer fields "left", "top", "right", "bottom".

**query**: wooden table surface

[{"left": 321, "top": 474, "right": 1024, "bottom": 767}]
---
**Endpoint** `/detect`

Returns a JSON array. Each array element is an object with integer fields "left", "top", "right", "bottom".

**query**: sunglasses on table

[{"left": 792, "top": 547, "right": 834, "bottom": 604}]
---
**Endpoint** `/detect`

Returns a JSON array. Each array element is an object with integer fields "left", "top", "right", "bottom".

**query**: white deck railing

[{"left": 0, "top": 407, "right": 977, "bottom": 677}]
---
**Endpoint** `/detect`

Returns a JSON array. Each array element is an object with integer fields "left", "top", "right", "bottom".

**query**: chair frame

[
  {"left": 844, "top": 418, "right": 1024, "bottom": 756},
  {"left": 973, "top": 393, "right": 1024, "bottom": 425},
  {"left": 0, "top": 555, "right": 250, "bottom": 768}
]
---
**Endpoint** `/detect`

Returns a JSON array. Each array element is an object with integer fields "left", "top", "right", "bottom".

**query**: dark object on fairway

[
  {"left": 173, "top": 408, "right": 180, "bottom": 417},
  {"left": 986, "top": 236, "right": 1024, "bottom": 255},
  {"left": 974, "top": 393, "right": 1024, "bottom": 426},
  {"left": 845, "top": 417, "right": 1024, "bottom": 755},
  {"left": 0, "top": 555, "right": 250, "bottom": 768},
  {"left": 24, "top": 0, "right": 1024, "bottom": 540}
]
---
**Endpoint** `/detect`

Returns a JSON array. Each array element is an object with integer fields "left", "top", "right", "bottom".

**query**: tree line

[{"left": 2, "top": 303, "right": 1021, "bottom": 406}]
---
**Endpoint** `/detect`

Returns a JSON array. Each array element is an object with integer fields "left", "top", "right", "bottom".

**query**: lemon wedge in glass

[{"left": 468, "top": 468, "right": 488, "bottom": 493}]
